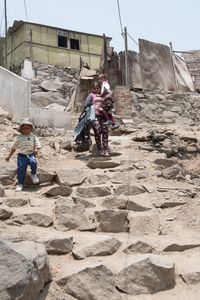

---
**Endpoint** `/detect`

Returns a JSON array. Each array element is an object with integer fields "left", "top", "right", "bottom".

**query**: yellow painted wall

[
  {"left": 5, "top": 22, "right": 106, "bottom": 69},
  {"left": 6, "top": 25, "right": 26, "bottom": 67},
  {"left": 26, "top": 23, "right": 103, "bottom": 68}
]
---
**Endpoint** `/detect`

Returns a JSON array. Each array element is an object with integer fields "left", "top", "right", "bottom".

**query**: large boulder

[
  {"left": 113, "top": 184, "right": 145, "bottom": 196},
  {"left": 0, "top": 208, "right": 13, "bottom": 219},
  {"left": 87, "top": 159, "right": 121, "bottom": 169},
  {"left": 55, "top": 204, "right": 95, "bottom": 232},
  {"left": 129, "top": 213, "right": 160, "bottom": 235},
  {"left": 115, "top": 255, "right": 175, "bottom": 295},
  {"left": 45, "top": 185, "right": 72, "bottom": 197},
  {"left": 76, "top": 186, "right": 111, "bottom": 198},
  {"left": 55, "top": 169, "right": 87, "bottom": 186},
  {"left": 95, "top": 210, "right": 129, "bottom": 232},
  {"left": 0, "top": 240, "right": 51, "bottom": 300},
  {"left": 72, "top": 235, "right": 121, "bottom": 259},
  {"left": 56, "top": 264, "right": 122, "bottom": 300},
  {"left": 11, "top": 213, "right": 53, "bottom": 227}
]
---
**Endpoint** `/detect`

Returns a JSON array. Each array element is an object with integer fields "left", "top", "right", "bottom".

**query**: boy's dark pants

[{"left": 17, "top": 154, "right": 37, "bottom": 185}]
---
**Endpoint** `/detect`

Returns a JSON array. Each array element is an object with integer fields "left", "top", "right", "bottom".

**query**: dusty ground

[{"left": 1, "top": 116, "right": 200, "bottom": 299}]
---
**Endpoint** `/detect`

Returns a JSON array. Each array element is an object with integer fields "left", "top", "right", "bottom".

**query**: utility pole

[
  {"left": 4, "top": 0, "right": 8, "bottom": 68},
  {"left": 169, "top": 41, "right": 179, "bottom": 91},
  {"left": 103, "top": 33, "right": 108, "bottom": 75},
  {"left": 124, "top": 26, "right": 129, "bottom": 87}
]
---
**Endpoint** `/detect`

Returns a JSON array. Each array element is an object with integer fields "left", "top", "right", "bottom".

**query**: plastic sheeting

[{"left": 172, "top": 55, "right": 195, "bottom": 92}]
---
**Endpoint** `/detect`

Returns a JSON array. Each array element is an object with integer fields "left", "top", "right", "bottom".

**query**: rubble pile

[
  {"left": 31, "top": 64, "right": 80, "bottom": 110},
  {"left": 132, "top": 90, "right": 200, "bottom": 125}
]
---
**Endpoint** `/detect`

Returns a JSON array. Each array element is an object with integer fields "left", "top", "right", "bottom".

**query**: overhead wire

[
  {"left": 23, "top": 0, "right": 28, "bottom": 21},
  {"left": 116, "top": 0, "right": 124, "bottom": 36},
  {"left": 0, "top": 2, "right": 4, "bottom": 37},
  {"left": 116, "top": 0, "right": 139, "bottom": 49},
  {"left": 127, "top": 32, "right": 139, "bottom": 47}
]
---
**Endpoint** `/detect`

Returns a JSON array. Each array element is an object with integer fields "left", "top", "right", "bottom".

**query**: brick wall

[{"left": 114, "top": 85, "right": 133, "bottom": 118}]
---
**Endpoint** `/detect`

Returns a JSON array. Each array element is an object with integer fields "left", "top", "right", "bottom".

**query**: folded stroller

[{"left": 74, "top": 105, "right": 93, "bottom": 152}]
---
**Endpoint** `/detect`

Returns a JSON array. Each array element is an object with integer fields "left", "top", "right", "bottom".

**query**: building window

[
  {"left": 70, "top": 38, "right": 80, "bottom": 50},
  {"left": 58, "top": 35, "right": 68, "bottom": 48},
  {"left": 57, "top": 30, "right": 69, "bottom": 48}
]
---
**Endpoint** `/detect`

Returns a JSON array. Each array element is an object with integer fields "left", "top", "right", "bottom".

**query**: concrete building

[{"left": 1, "top": 20, "right": 111, "bottom": 70}]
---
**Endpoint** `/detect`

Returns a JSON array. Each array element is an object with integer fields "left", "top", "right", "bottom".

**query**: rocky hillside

[{"left": 1, "top": 108, "right": 200, "bottom": 299}]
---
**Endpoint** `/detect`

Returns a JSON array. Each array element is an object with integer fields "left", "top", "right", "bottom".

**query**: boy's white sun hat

[{"left": 18, "top": 118, "right": 35, "bottom": 132}]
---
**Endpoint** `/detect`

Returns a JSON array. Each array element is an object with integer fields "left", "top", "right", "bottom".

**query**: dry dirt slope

[{"left": 1, "top": 111, "right": 200, "bottom": 299}]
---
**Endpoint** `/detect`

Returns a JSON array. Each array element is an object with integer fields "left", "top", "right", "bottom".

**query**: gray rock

[
  {"left": 113, "top": 184, "right": 145, "bottom": 196},
  {"left": 0, "top": 185, "right": 5, "bottom": 197},
  {"left": 154, "top": 158, "right": 177, "bottom": 168},
  {"left": 55, "top": 204, "right": 95, "bottom": 231},
  {"left": 95, "top": 210, "right": 129, "bottom": 232},
  {"left": 76, "top": 186, "right": 111, "bottom": 198},
  {"left": 45, "top": 185, "right": 72, "bottom": 197},
  {"left": 24, "top": 169, "right": 54, "bottom": 186},
  {"left": 115, "top": 256, "right": 175, "bottom": 295},
  {"left": 0, "top": 175, "right": 14, "bottom": 186},
  {"left": 129, "top": 213, "right": 160, "bottom": 235},
  {"left": 127, "top": 196, "right": 152, "bottom": 211},
  {"left": 135, "top": 171, "right": 147, "bottom": 179},
  {"left": 102, "top": 195, "right": 128, "bottom": 209},
  {"left": 54, "top": 198, "right": 75, "bottom": 215},
  {"left": 40, "top": 79, "right": 63, "bottom": 92},
  {"left": 55, "top": 169, "right": 86, "bottom": 186},
  {"left": 87, "top": 159, "right": 121, "bottom": 169},
  {"left": 11, "top": 213, "right": 53, "bottom": 227},
  {"left": 162, "top": 242, "right": 200, "bottom": 252},
  {"left": 123, "top": 241, "right": 156, "bottom": 254},
  {"left": 0, "top": 208, "right": 13, "bottom": 219},
  {"left": 60, "top": 141, "right": 72, "bottom": 151},
  {"left": 73, "top": 236, "right": 121, "bottom": 259},
  {"left": 56, "top": 265, "right": 122, "bottom": 300},
  {"left": 0, "top": 240, "right": 51, "bottom": 300},
  {"left": 161, "top": 164, "right": 185, "bottom": 179},
  {"left": 181, "top": 268, "right": 200, "bottom": 285},
  {"left": 4, "top": 198, "right": 28, "bottom": 207},
  {"left": 153, "top": 198, "right": 186, "bottom": 209},
  {"left": 38, "top": 235, "right": 73, "bottom": 255},
  {"left": 38, "top": 282, "right": 77, "bottom": 300},
  {"left": 87, "top": 174, "right": 110, "bottom": 185}
]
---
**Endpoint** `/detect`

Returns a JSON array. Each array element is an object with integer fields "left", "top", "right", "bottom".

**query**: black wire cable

[
  {"left": 116, "top": 0, "right": 124, "bottom": 36},
  {"left": 127, "top": 32, "right": 139, "bottom": 47},
  {"left": 23, "top": 0, "right": 28, "bottom": 21}
]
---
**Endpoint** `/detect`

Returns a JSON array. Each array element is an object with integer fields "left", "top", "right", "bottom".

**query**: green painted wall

[{"left": 4, "top": 22, "right": 106, "bottom": 69}]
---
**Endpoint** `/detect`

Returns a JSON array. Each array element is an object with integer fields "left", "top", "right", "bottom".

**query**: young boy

[
  {"left": 5, "top": 118, "right": 41, "bottom": 192},
  {"left": 99, "top": 73, "right": 119, "bottom": 129}
]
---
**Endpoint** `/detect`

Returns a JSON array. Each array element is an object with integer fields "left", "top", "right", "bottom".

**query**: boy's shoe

[
  {"left": 111, "top": 124, "right": 119, "bottom": 130},
  {"left": 104, "top": 120, "right": 113, "bottom": 125},
  {"left": 30, "top": 173, "right": 39, "bottom": 184},
  {"left": 16, "top": 184, "right": 23, "bottom": 192}
]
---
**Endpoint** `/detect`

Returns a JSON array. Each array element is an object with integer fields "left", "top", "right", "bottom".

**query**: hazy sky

[{"left": 0, "top": 0, "right": 200, "bottom": 52}]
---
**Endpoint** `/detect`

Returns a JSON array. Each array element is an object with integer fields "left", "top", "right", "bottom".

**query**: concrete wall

[
  {"left": 0, "top": 66, "right": 31, "bottom": 122},
  {"left": 28, "top": 108, "right": 71, "bottom": 129},
  {"left": 183, "top": 50, "right": 200, "bottom": 91},
  {"left": 0, "top": 66, "right": 71, "bottom": 128},
  {"left": 119, "top": 51, "right": 143, "bottom": 89},
  {"left": 139, "top": 39, "right": 177, "bottom": 91}
]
